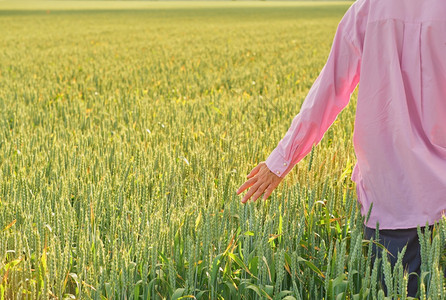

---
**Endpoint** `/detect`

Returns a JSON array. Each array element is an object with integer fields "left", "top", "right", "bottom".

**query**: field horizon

[{"left": 0, "top": 0, "right": 354, "bottom": 11}]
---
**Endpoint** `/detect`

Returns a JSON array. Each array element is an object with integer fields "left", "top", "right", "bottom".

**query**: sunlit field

[{"left": 0, "top": 1, "right": 445, "bottom": 299}]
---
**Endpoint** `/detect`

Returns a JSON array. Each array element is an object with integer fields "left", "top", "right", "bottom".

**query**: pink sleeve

[{"left": 265, "top": 1, "right": 366, "bottom": 177}]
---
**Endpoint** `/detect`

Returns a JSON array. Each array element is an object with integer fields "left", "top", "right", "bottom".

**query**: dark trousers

[{"left": 363, "top": 225, "right": 433, "bottom": 298}]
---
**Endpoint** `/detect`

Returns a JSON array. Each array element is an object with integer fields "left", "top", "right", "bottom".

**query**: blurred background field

[
  {"left": 1, "top": 1, "right": 445, "bottom": 299},
  {"left": 0, "top": 1, "right": 352, "bottom": 10}
]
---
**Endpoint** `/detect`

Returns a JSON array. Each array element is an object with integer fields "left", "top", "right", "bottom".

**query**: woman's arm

[{"left": 237, "top": 0, "right": 367, "bottom": 203}]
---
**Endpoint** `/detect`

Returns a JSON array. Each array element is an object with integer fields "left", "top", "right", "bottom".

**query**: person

[{"left": 236, "top": 0, "right": 446, "bottom": 297}]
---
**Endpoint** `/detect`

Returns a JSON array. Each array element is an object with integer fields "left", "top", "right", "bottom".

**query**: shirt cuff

[{"left": 265, "top": 147, "right": 292, "bottom": 178}]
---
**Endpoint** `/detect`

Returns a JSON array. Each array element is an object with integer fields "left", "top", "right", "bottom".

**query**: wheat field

[{"left": 0, "top": 1, "right": 445, "bottom": 299}]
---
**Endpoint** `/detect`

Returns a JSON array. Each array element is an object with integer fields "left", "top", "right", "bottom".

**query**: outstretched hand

[{"left": 236, "top": 162, "right": 283, "bottom": 204}]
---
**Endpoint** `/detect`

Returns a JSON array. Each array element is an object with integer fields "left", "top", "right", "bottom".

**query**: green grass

[{"left": 0, "top": 1, "right": 445, "bottom": 299}]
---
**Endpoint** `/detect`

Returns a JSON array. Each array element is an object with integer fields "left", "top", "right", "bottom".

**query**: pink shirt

[{"left": 265, "top": 0, "right": 446, "bottom": 229}]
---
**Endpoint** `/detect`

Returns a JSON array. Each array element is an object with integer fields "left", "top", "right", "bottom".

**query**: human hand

[{"left": 236, "top": 162, "right": 283, "bottom": 204}]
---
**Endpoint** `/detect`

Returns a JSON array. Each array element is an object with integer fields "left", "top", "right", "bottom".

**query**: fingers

[
  {"left": 247, "top": 163, "right": 263, "bottom": 179},
  {"left": 242, "top": 182, "right": 267, "bottom": 203},
  {"left": 251, "top": 183, "right": 269, "bottom": 202},
  {"left": 238, "top": 162, "right": 283, "bottom": 204},
  {"left": 236, "top": 177, "right": 257, "bottom": 195},
  {"left": 241, "top": 181, "right": 261, "bottom": 203},
  {"left": 262, "top": 184, "right": 277, "bottom": 200}
]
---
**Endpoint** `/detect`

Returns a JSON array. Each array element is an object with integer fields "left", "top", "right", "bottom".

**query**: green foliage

[{"left": 0, "top": 1, "right": 445, "bottom": 299}]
